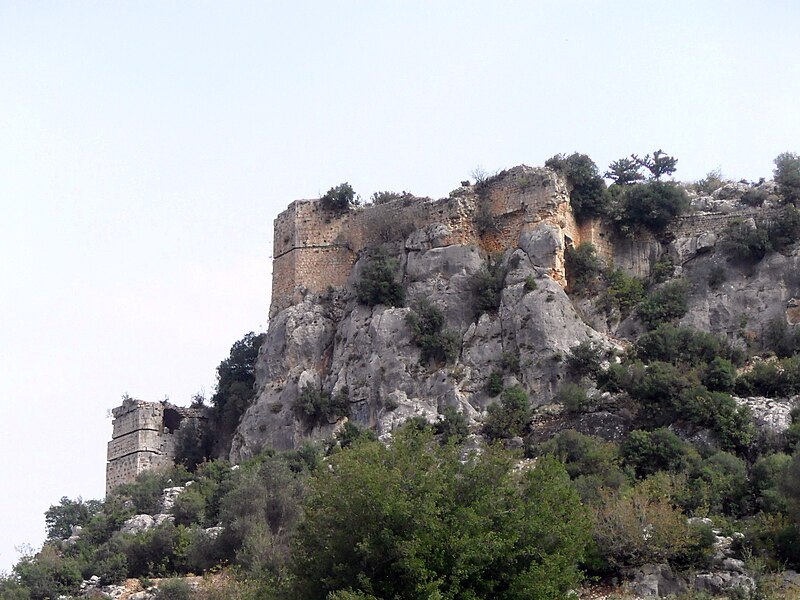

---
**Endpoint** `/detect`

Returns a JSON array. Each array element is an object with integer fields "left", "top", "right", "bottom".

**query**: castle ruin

[{"left": 105, "top": 398, "right": 206, "bottom": 495}]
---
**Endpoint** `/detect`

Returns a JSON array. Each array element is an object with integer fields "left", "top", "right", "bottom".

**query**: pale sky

[{"left": 1, "top": 1, "right": 799, "bottom": 572}]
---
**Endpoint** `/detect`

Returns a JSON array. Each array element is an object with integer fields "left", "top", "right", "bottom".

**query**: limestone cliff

[{"left": 229, "top": 168, "right": 800, "bottom": 459}]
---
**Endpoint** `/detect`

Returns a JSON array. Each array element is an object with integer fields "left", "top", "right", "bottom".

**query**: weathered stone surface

[
  {"left": 120, "top": 514, "right": 155, "bottom": 535},
  {"left": 519, "top": 222, "right": 562, "bottom": 271},
  {"left": 625, "top": 564, "right": 687, "bottom": 598},
  {"left": 734, "top": 396, "right": 796, "bottom": 433}
]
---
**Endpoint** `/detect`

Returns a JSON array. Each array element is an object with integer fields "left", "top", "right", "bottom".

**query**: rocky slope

[{"left": 230, "top": 171, "right": 800, "bottom": 461}]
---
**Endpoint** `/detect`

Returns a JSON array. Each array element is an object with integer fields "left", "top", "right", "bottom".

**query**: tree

[
  {"left": 44, "top": 496, "right": 101, "bottom": 541},
  {"left": 291, "top": 428, "right": 591, "bottom": 600},
  {"left": 605, "top": 157, "right": 644, "bottom": 185},
  {"left": 774, "top": 152, "right": 800, "bottom": 205},
  {"left": 320, "top": 183, "right": 358, "bottom": 211},
  {"left": 210, "top": 332, "right": 266, "bottom": 456},
  {"left": 545, "top": 153, "right": 609, "bottom": 220},
  {"left": 615, "top": 181, "right": 689, "bottom": 233},
  {"left": 354, "top": 250, "right": 406, "bottom": 307},
  {"left": 633, "top": 149, "right": 678, "bottom": 180}
]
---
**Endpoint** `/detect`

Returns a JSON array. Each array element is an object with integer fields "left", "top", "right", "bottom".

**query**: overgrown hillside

[{"left": 4, "top": 151, "right": 800, "bottom": 600}]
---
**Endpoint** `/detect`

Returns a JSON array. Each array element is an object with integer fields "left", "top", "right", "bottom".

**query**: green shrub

[
  {"left": 604, "top": 157, "right": 644, "bottom": 185},
  {"left": 483, "top": 386, "right": 531, "bottom": 441},
  {"left": 170, "top": 486, "right": 207, "bottom": 527},
  {"left": 546, "top": 152, "right": 609, "bottom": 220},
  {"left": 406, "top": 300, "right": 460, "bottom": 365},
  {"left": 332, "top": 422, "right": 377, "bottom": 451},
  {"left": 556, "top": 382, "right": 591, "bottom": 413},
  {"left": 433, "top": 406, "right": 469, "bottom": 444},
  {"left": 355, "top": 250, "right": 405, "bottom": 307},
  {"left": 370, "top": 190, "right": 413, "bottom": 205},
  {"left": 751, "top": 452, "right": 791, "bottom": 514},
  {"left": 155, "top": 578, "right": 192, "bottom": 600},
  {"left": 635, "top": 324, "right": 743, "bottom": 367},
  {"left": 565, "top": 243, "right": 603, "bottom": 294},
  {"left": 622, "top": 429, "right": 691, "bottom": 478},
  {"left": 763, "top": 316, "right": 800, "bottom": 358},
  {"left": 605, "top": 268, "right": 645, "bottom": 316},
  {"left": 294, "top": 384, "right": 350, "bottom": 426},
  {"left": 637, "top": 280, "right": 689, "bottom": 329},
  {"left": 768, "top": 204, "right": 800, "bottom": 250},
  {"left": 320, "top": 182, "right": 357, "bottom": 211},
  {"left": 695, "top": 168, "right": 726, "bottom": 195},
  {"left": 651, "top": 255, "right": 675, "bottom": 284},
  {"left": 703, "top": 357, "right": 737, "bottom": 392},
  {"left": 736, "top": 356, "right": 800, "bottom": 397},
  {"left": 291, "top": 429, "right": 591, "bottom": 600},
  {"left": 613, "top": 181, "right": 689, "bottom": 234},
  {"left": 741, "top": 186, "right": 770, "bottom": 207},
  {"left": 567, "top": 340, "right": 604, "bottom": 380},
  {"left": 485, "top": 371, "right": 503, "bottom": 396},
  {"left": 470, "top": 259, "right": 506, "bottom": 315},
  {"left": 774, "top": 152, "right": 800, "bottom": 204},
  {"left": 474, "top": 201, "right": 500, "bottom": 235},
  {"left": 723, "top": 220, "right": 771, "bottom": 262}
]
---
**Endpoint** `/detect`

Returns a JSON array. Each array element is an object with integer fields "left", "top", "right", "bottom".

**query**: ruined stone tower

[{"left": 105, "top": 398, "right": 206, "bottom": 495}]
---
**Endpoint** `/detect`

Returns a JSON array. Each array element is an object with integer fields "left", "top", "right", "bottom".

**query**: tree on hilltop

[{"left": 632, "top": 149, "right": 678, "bottom": 180}]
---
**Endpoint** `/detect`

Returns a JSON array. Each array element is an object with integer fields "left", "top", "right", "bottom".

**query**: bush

[
  {"left": 433, "top": 406, "right": 469, "bottom": 444},
  {"left": 406, "top": 300, "right": 460, "bottom": 366},
  {"left": 546, "top": 152, "right": 609, "bottom": 220},
  {"left": 703, "top": 357, "right": 737, "bottom": 392},
  {"left": 723, "top": 220, "right": 771, "bottom": 262},
  {"left": 485, "top": 371, "right": 504, "bottom": 396},
  {"left": 637, "top": 280, "right": 689, "bottom": 329},
  {"left": 155, "top": 578, "right": 192, "bottom": 600},
  {"left": 635, "top": 324, "right": 743, "bottom": 367},
  {"left": 605, "top": 268, "right": 645, "bottom": 316},
  {"left": 767, "top": 204, "right": 800, "bottom": 250},
  {"left": 294, "top": 384, "right": 350, "bottom": 427},
  {"left": 470, "top": 259, "right": 506, "bottom": 316},
  {"left": 291, "top": 429, "right": 591, "bottom": 600},
  {"left": 763, "top": 316, "right": 800, "bottom": 358},
  {"left": 614, "top": 181, "right": 689, "bottom": 234},
  {"left": 355, "top": 250, "right": 405, "bottom": 307},
  {"left": 592, "top": 481, "right": 707, "bottom": 569},
  {"left": 605, "top": 157, "right": 644, "bottom": 185},
  {"left": 524, "top": 274, "right": 537, "bottom": 291},
  {"left": 370, "top": 190, "right": 413, "bottom": 205},
  {"left": 736, "top": 356, "right": 800, "bottom": 398},
  {"left": 741, "top": 187, "right": 770, "bottom": 207},
  {"left": 567, "top": 340, "right": 605, "bottom": 380},
  {"left": 482, "top": 386, "right": 531, "bottom": 441},
  {"left": 774, "top": 152, "right": 800, "bottom": 204},
  {"left": 556, "top": 382, "right": 591, "bottom": 413},
  {"left": 622, "top": 429, "right": 691, "bottom": 478},
  {"left": 320, "top": 183, "right": 357, "bottom": 211},
  {"left": 651, "top": 255, "right": 675, "bottom": 284},
  {"left": 565, "top": 243, "right": 603, "bottom": 294}
]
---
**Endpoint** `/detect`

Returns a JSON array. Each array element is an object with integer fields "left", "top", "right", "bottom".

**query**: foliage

[
  {"left": 763, "top": 317, "right": 800, "bottom": 358},
  {"left": 474, "top": 200, "right": 500, "bottom": 236},
  {"left": 556, "top": 382, "right": 591, "bottom": 413},
  {"left": 604, "top": 157, "right": 644, "bottom": 185},
  {"left": 217, "top": 453, "right": 310, "bottom": 582},
  {"left": 524, "top": 274, "right": 537, "bottom": 291},
  {"left": 469, "top": 259, "right": 506, "bottom": 316},
  {"left": 613, "top": 181, "right": 689, "bottom": 234},
  {"left": 355, "top": 250, "right": 405, "bottom": 307},
  {"left": 44, "top": 497, "right": 101, "bottom": 542},
  {"left": 433, "top": 406, "right": 470, "bottom": 445},
  {"left": 406, "top": 300, "right": 460, "bottom": 366},
  {"left": 605, "top": 268, "right": 645, "bottom": 316},
  {"left": 483, "top": 386, "right": 531, "bottom": 441},
  {"left": 155, "top": 578, "right": 192, "bottom": 600},
  {"left": 173, "top": 418, "right": 212, "bottom": 473},
  {"left": 294, "top": 384, "right": 350, "bottom": 427},
  {"left": 632, "top": 149, "right": 678, "bottom": 180},
  {"left": 637, "top": 280, "right": 689, "bottom": 329},
  {"left": 537, "top": 429, "right": 622, "bottom": 485},
  {"left": 723, "top": 220, "right": 771, "bottom": 263},
  {"left": 369, "top": 190, "right": 413, "bottom": 205},
  {"left": 650, "top": 255, "right": 675, "bottom": 284},
  {"left": 546, "top": 152, "right": 609, "bottom": 220},
  {"left": 592, "top": 480, "right": 710, "bottom": 568},
  {"left": 622, "top": 428, "right": 692, "bottom": 478},
  {"left": 485, "top": 371, "right": 504, "bottom": 396},
  {"left": 331, "top": 422, "right": 377, "bottom": 452},
  {"left": 736, "top": 356, "right": 800, "bottom": 397},
  {"left": 210, "top": 331, "right": 265, "bottom": 458},
  {"left": 635, "top": 324, "right": 743, "bottom": 367},
  {"left": 774, "top": 152, "right": 800, "bottom": 204},
  {"left": 703, "top": 356, "right": 737, "bottom": 392},
  {"left": 768, "top": 204, "right": 800, "bottom": 250},
  {"left": 320, "top": 182, "right": 358, "bottom": 211},
  {"left": 695, "top": 168, "right": 726, "bottom": 194},
  {"left": 565, "top": 243, "right": 603, "bottom": 294},
  {"left": 290, "top": 429, "right": 591, "bottom": 600},
  {"left": 500, "top": 350, "right": 521, "bottom": 373},
  {"left": 567, "top": 340, "right": 605, "bottom": 380}
]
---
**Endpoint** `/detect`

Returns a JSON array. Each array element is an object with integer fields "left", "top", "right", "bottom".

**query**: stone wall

[
  {"left": 105, "top": 398, "right": 206, "bottom": 495},
  {"left": 270, "top": 167, "right": 770, "bottom": 316},
  {"left": 270, "top": 166, "right": 577, "bottom": 316}
]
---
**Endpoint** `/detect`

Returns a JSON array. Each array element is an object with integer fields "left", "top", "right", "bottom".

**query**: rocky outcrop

[{"left": 231, "top": 235, "right": 607, "bottom": 458}]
